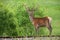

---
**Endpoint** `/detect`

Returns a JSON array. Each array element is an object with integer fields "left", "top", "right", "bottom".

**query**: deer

[{"left": 23, "top": 4, "right": 52, "bottom": 36}]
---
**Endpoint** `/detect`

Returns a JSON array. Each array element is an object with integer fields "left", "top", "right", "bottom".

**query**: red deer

[{"left": 24, "top": 4, "right": 52, "bottom": 36}]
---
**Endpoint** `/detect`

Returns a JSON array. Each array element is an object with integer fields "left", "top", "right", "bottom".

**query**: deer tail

[{"left": 48, "top": 17, "right": 52, "bottom": 24}]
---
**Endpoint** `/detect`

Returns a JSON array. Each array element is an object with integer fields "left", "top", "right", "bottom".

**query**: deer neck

[{"left": 28, "top": 13, "right": 34, "bottom": 22}]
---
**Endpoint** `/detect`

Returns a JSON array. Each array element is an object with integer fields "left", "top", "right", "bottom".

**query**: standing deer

[{"left": 24, "top": 4, "right": 52, "bottom": 36}]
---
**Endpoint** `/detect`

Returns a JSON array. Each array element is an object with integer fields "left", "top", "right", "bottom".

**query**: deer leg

[
  {"left": 48, "top": 25, "right": 52, "bottom": 40},
  {"left": 35, "top": 27, "right": 39, "bottom": 36},
  {"left": 47, "top": 25, "right": 52, "bottom": 36},
  {"left": 46, "top": 23, "right": 52, "bottom": 40},
  {"left": 35, "top": 25, "right": 39, "bottom": 36},
  {"left": 49, "top": 25, "right": 52, "bottom": 35},
  {"left": 46, "top": 22, "right": 52, "bottom": 36}
]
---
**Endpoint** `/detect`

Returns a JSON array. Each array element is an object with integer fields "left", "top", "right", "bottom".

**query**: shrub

[{"left": 0, "top": 4, "right": 19, "bottom": 36}]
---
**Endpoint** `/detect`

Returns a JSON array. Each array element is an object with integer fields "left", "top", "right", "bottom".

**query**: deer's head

[{"left": 23, "top": 4, "right": 38, "bottom": 15}]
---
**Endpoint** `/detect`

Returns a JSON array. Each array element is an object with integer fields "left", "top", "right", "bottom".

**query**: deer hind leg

[
  {"left": 46, "top": 22, "right": 52, "bottom": 35},
  {"left": 48, "top": 25, "right": 52, "bottom": 35},
  {"left": 48, "top": 17, "right": 52, "bottom": 35}
]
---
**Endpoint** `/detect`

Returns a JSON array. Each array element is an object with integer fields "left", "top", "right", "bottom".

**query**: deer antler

[
  {"left": 23, "top": 3, "right": 40, "bottom": 14},
  {"left": 35, "top": 3, "right": 40, "bottom": 10},
  {"left": 23, "top": 3, "right": 30, "bottom": 11}
]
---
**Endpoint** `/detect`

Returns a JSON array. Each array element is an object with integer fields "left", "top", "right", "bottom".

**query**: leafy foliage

[{"left": 0, "top": 4, "right": 19, "bottom": 36}]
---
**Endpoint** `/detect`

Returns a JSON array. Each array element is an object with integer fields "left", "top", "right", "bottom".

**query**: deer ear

[
  {"left": 23, "top": 3, "right": 27, "bottom": 6},
  {"left": 23, "top": 3, "right": 29, "bottom": 10}
]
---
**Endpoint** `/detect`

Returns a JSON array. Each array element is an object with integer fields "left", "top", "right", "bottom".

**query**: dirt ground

[{"left": 0, "top": 37, "right": 60, "bottom": 40}]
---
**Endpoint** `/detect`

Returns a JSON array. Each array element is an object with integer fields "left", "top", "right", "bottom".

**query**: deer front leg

[{"left": 34, "top": 24, "right": 39, "bottom": 36}]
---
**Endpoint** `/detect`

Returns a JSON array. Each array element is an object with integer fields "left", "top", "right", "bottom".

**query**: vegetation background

[{"left": 0, "top": 0, "right": 60, "bottom": 37}]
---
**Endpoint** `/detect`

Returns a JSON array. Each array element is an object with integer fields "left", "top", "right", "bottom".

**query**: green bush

[{"left": 0, "top": 4, "right": 19, "bottom": 36}]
